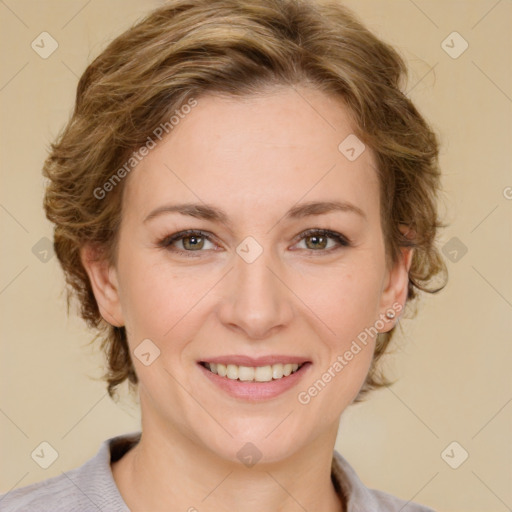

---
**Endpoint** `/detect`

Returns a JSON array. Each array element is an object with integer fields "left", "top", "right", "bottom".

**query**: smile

[{"left": 201, "top": 362, "right": 304, "bottom": 382}]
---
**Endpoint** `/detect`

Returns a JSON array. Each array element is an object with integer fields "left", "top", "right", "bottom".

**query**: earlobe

[
  {"left": 80, "top": 244, "right": 124, "bottom": 327},
  {"left": 378, "top": 244, "right": 414, "bottom": 331}
]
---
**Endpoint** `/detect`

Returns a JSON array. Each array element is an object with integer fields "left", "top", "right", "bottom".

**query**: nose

[{"left": 216, "top": 245, "right": 294, "bottom": 340}]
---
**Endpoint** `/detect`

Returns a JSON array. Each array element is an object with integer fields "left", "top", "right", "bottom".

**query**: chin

[{"left": 199, "top": 418, "right": 311, "bottom": 466}]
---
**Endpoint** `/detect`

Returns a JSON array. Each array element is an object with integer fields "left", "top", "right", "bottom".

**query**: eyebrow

[{"left": 143, "top": 200, "right": 367, "bottom": 225}]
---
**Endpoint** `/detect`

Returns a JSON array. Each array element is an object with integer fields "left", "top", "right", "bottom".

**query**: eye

[
  {"left": 158, "top": 228, "right": 351, "bottom": 257},
  {"left": 292, "top": 229, "right": 351, "bottom": 252},
  {"left": 158, "top": 230, "right": 218, "bottom": 255}
]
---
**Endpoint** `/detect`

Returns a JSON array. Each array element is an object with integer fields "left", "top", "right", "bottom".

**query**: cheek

[
  {"left": 117, "top": 236, "right": 385, "bottom": 351},
  {"left": 118, "top": 257, "right": 217, "bottom": 353},
  {"left": 297, "top": 267, "right": 380, "bottom": 410},
  {"left": 299, "top": 261, "right": 383, "bottom": 345},
  {"left": 116, "top": 247, "right": 184, "bottom": 338}
]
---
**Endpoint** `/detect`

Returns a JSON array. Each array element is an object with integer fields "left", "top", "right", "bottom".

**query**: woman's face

[{"left": 84, "top": 86, "right": 410, "bottom": 464}]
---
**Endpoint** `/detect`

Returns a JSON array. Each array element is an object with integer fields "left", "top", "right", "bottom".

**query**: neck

[{"left": 112, "top": 417, "right": 344, "bottom": 512}]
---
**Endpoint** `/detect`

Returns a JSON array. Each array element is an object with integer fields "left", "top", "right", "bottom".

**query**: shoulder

[
  {"left": 332, "top": 450, "right": 437, "bottom": 512},
  {"left": 365, "top": 487, "right": 437, "bottom": 512},
  {"left": 0, "top": 470, "right": 88, "bottom": 512},
  {"left": 0, "top": 432, "right": 140, "bottom": 512}
]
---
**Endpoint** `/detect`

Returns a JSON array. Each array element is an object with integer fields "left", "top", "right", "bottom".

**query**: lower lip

[{"left": 198, "top": 362, "right": 312, "bottom": 401}]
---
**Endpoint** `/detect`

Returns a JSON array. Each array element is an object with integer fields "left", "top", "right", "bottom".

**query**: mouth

[
  {"left": 199, "top": 361, "right": 306, "bottom": 382},
  {"left": 197, "top": 357, "right": 312, "bottom": 401}
]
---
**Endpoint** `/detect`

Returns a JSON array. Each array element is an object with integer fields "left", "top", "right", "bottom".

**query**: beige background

[{"left": 1, "top": 1, "right": 511, "bottom": 511}]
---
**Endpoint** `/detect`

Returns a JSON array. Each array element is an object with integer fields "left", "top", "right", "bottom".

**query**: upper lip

[{"left": 200, "top": 355, "right": 310, "bottom": 367}]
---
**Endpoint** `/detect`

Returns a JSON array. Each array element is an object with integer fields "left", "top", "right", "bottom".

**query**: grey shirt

[{"left": 0, "top": 432, "right": 435, "bottom": 511}]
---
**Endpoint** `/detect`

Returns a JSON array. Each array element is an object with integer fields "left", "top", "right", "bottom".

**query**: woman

[{"left": 1, "top": 0, "right": 447, "bottom": 510}]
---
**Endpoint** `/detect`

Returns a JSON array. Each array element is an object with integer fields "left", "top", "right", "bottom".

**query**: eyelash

[{"left": 157, "top": 228, "right": 352, "bottom": 257}]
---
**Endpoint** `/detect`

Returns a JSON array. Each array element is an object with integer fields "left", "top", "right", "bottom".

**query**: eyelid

[
  {"left": 158, "top": 229, "right": 219, "bottom": 254},
  {"left": 291, "top": 228, "right": 352, "bottom": 249},
  {"left": 158, "top": 228, "right": 352, "bottom": 255}
]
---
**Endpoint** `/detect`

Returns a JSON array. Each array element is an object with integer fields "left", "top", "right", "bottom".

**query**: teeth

[
  {"left": 204, "top": 362, "right": 301, "bottom": 382},
  {"left": 226, "top": 364, "right": 238, "bottom": 380},
  {"left": 238, "top": 366, "right": 255, "bottom": 381}
]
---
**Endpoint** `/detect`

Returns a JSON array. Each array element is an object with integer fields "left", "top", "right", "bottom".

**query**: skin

[{"left": 81, "top": 85, "right": 413, "bottom": 512}]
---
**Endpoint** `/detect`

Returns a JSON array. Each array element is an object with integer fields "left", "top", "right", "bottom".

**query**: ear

[
  {"left": 377, "top": 225, "right": 415, "bottom": 332},
  {"left": 80, "top": 244, "right": 124, "bottom": 327}
]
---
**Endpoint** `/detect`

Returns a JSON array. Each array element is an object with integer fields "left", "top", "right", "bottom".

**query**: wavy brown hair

[{"left": 43, "top": 0, "right": 448, "bottom": 401}]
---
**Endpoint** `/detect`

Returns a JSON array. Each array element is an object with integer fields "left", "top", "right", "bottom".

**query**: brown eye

[
  {"left": 181, "top": 235, "right": 205, "bottom": 250},
  {"left": 294, "top": 229, "right": 351, "bottom": 252},
  {"left": 159, "top": 230, "right": 217, "bottom": 254},
  {"left": 304, "top": 234, "right": 329, "bottom": 250}
]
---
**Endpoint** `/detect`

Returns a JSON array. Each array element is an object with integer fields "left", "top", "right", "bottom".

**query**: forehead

[{"left": 123, "top": 87, "right": 380, "bottom": 224}]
